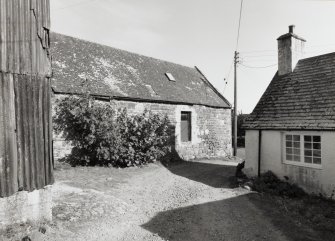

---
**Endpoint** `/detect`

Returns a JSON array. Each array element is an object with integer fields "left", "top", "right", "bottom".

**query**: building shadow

[
  {"left": 161, "top": 123, "right": 239, "bottom": 189},
  {"left": 161, "top": 159, "right": 237, "bottom": 189},
  {"left": 141, "top": 193, "right": 321, "bottom": 241}
]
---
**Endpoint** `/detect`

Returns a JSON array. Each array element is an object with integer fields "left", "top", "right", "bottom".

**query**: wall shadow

[
  {"left": 142, "top": 193, "right": 321, "bottom": 241},
  {"left": 162, "top": 159, "right": 237, "bottom": 189},
  {"left": 162, "top": 123, "right": 240, "bottom": 189}
]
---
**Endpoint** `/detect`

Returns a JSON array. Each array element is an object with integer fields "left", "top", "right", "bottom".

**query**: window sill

[
  {"left": 180, "top": 141, "right": 192, "bottom": 145},
  {"left": 283, "top": 160, "right": 323, "bottom": 170}
]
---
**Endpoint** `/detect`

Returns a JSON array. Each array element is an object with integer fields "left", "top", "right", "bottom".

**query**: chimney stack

[
  {"left": 289, "top": 25, "right": 294, "bottom": 33},
  {"left": 277, "top": 25, "right": 306, "bottom": 76}
]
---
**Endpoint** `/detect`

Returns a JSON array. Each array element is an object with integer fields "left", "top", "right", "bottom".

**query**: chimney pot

[{"left": 289, "top": 25, "right": 295, "bottom": 34}]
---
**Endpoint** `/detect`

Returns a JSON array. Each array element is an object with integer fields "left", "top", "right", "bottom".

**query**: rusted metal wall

[
  {"left": 0, "top": 0, "right": 53, "bottom": 198},
  {"left": 0, "top": 0, "right": 51, "bottom": 76}
]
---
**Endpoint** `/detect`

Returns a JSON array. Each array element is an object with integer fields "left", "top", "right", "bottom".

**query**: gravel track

[{"left": 1, "top": 160, "right": 318, "bottom": 240}]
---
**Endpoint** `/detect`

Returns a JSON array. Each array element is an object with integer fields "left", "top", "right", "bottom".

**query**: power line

[
  {"left": 240, "top": 49, "right": 276, "bottom": 54},
  {"left": 235, "top": 0, "right": 244, "bottom": 51},
  {"left": 54, "top": 0, "right": 102, "bottom": 11},
  {"left": 223, "top": 59, "right": 234, "bottom": 93},
  {"left": 240, "top": 63, "right": 277, "bottom": 69},
  {"left": 233, "top": 0, "right": 243, "bottom": 156},
  {"left": 241, "top": 54, "right": 277, "bottom": 58},
  {"left": 309, "top": 43, "right": 335, "bottom": 48},
  {"left": 240, "top": 44, "right": 335, "bottom": 55}
]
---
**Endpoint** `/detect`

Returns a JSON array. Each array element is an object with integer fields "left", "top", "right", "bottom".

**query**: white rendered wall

[{"left": 245, "top": 130, "right": 335, "bottom": 197}]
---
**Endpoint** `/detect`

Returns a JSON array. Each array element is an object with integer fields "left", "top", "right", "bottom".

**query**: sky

[{"left": 50, "top": 0, "right": 335, "bottom": 114}]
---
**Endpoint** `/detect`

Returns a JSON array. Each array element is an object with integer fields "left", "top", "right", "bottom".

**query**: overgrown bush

[
  {"left": 252, "top": 171, "right": 306, "bottom": 198},
  {"left": 53, "top": 94, "right": 172, "bottom": 167}
]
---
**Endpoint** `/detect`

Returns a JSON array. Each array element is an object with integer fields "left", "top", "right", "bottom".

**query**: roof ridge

[
  {"left": 299, "top": 51, "right": 335, "bottom": 62},
  {"left": 51, "top": 32, "right": 196, "bottom": 71}
]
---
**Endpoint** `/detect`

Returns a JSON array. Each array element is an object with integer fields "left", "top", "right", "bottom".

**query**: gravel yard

[{"left": 1, "top": 159, "right": 333, "bottom": 241}]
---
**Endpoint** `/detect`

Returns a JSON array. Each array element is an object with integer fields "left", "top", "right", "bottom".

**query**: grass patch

[{"left": 248, "top": 171, "right": 335, "bottom": 240}]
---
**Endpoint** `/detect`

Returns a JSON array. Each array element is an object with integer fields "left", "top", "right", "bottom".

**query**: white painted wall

[
  {"left": 0, "top": 186, "right": 52, "bottom": 227},
  {"left": 245, "top": 130, "right": 335, "bottom": 197},
  {"left": 244, "top": 130, "right": 259, "bottom": 176}
]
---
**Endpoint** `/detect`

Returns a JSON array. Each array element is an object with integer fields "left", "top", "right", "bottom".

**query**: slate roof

[
  {"left": 244, "top": 52, "right": 335, "bottom": 130},
  {"left": 50, "top": 33, "right": 230, "bottom": 108}
]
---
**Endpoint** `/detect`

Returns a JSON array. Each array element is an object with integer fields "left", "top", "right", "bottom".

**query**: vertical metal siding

[
  {"left": 0, "top": 0, "right": 51, "bottom": 76},
  {"left": 0, "top": 0, "right": 53, "bottom": 198}
]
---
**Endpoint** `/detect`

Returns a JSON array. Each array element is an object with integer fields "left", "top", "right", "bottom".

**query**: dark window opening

[
  {"left": 304, "top": 135, "right": 321, "bottom": 164},
  {"left": 181, "top": 112, "right": 191, "bottom": 142}
]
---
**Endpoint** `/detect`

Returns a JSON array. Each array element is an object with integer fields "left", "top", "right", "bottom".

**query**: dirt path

[{"left": 1, "top": 160, "right": 324, "bottom": 240}]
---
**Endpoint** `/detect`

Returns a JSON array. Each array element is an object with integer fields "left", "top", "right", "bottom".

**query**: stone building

[
  {"left": 244, "top": 26, "right": 335, "bottom": 197},
  {"left": 51, "top": 33, "right": 232, "bottom": 161}
]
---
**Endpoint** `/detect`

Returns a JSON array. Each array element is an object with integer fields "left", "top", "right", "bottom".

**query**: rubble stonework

[
  {"left": 53, "top": 97, "right": 232, "bottom": 161},
  {"left": 0, "top": 187, "right": 52, "bottom": 226}
]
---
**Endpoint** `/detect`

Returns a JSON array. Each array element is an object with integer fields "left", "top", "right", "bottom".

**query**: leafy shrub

[
  {"left": 53, "top": 95, "right": 172, "bottom": 167},
  {"left": 252, "top": 171, "right": 306, "bottom": 198}
]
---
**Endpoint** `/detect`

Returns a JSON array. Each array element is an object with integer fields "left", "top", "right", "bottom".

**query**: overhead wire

[
  {"left": 240, "top": 63, "right": 277, "bottom": 69},
  {"left": 224, "top": 0, "right": 244, "bottom": 93},
  {"left": 239, "top": 43, "right": 335, "bottom": 56},
  {"left": 54, "top": 0, "right": 103, "bottom": 11},
  {"left": 235, "top": 0, "right": 244, "bottom": 51},
  {"left": 223, "top": 59, "right": 234, "bottom": 93}
]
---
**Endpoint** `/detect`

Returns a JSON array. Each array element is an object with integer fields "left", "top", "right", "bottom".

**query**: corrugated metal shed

[{"left": 0, "top": 0, "right": 53, "bottom": 197}]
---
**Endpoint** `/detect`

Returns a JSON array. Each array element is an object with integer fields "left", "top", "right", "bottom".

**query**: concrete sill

[{"left": 283, "top": 161, "right": 323, "bottom": 170}]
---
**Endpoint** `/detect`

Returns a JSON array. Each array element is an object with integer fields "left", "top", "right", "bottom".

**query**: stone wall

[
  {"left": 0, "top": 186, "right": 52, "bottom": 227},
  {"left": 53, "top": 95, "right": 232, "bottom": 161}
]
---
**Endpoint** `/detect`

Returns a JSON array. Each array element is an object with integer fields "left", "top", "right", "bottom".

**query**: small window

[
  {"left": 304, "top": 135, "right": 321, "bottom": 164},
  {"left": 284, "top": 134, "right": 322, "bottom": 167},
  {"left": 181, "top": 112, "right": 191, "bottom": 142},
  {"left": 285, "top": 135, "right": 301, "bottom": 162},
  {"left": 165, "top": 73, "right": 175, "bottom": 81}
]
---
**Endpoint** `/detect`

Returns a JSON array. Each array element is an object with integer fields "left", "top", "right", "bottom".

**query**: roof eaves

[
  {"left": 243, "top": 126, "right": 335, "bottom": 131},
  {"left": 52, "top": 89, "right": 230, "bottom": 109}
]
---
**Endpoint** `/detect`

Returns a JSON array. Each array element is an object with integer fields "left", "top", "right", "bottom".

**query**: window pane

[
  {"left": 313, "top": 150, "right": 321, "bottom": 157},
  {"left": 294, "top": 149, "right": 300, "bottom": 155},
  {"left": 286, "top": 148, "right": 292, "bottom": 154},
  {"left": 286, "top": 154, "right": 293, "bottom": 161},
  {"left": 293, "top": 135, "right": 300, "bottom": 142},
  {"left": 313, "top": 157, "right": 321, "bottom": 164},
  {"left": 305, "top": 150, "right": 312, "bottom": 156},
  {"left": 313, "top": 136, "right": 321, "bottom": 142},
  {"left": 304, "top": 142, "right": 312, "bottom": 149},
  {"left": 181, "top": 113, "right": 189, "bottom": 121},
  {"left": 303, "top": 135, "right": 322, "bottom": 165},
  {"left": 286, "top": 135, "right": 292, "bottom": 141},
  {"left": 293, "top": 155, "right": 300, "bottom": 162},
  {"left": 305, "top": 156, "right": 312, "bottom": 163},
  {"left": 293, "top": 142, "right": 300, "bottom": 148},
  {"left": 286, "top": 141, "right": 292, "bottom": 147},
  {"left": 313, "top": 143, "right": 321, "bottom": 150}
]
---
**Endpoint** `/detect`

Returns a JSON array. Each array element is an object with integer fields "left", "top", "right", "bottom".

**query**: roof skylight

[{"left": 165, "top": 73, "right": 175, "bottom": 81}]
